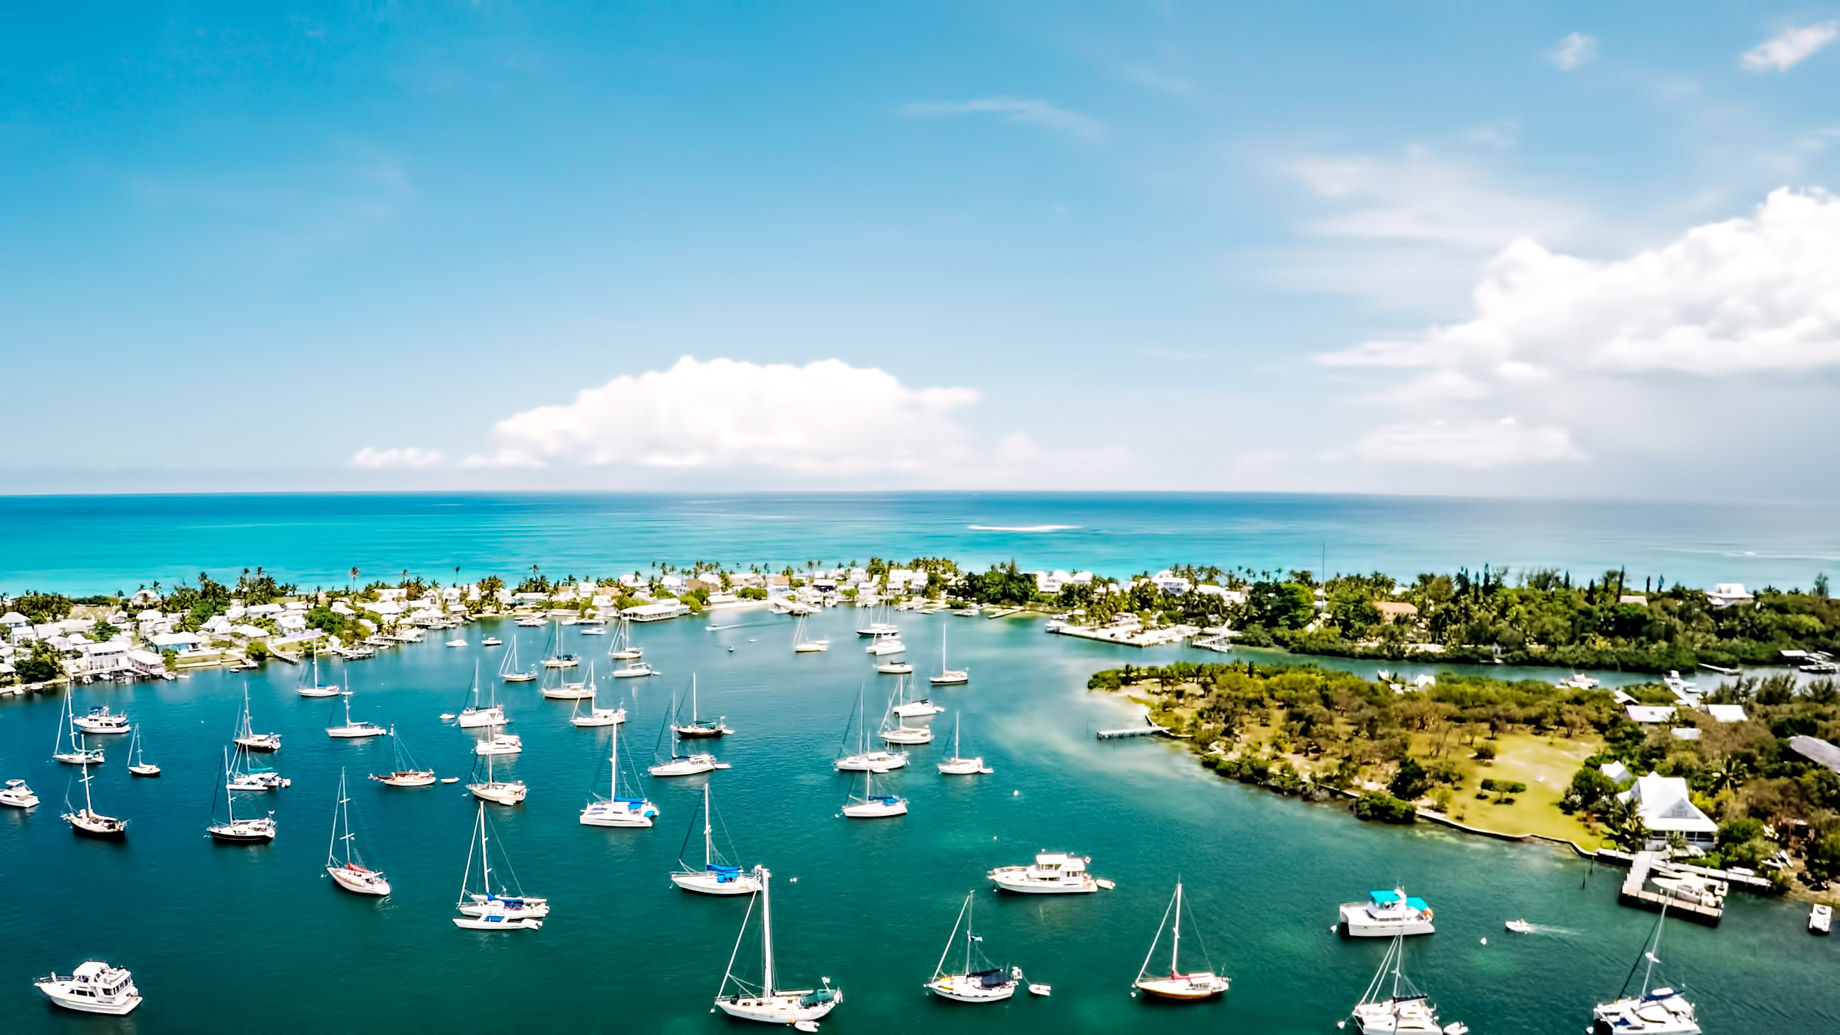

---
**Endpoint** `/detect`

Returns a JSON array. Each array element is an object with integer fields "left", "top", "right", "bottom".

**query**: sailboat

[
  {"left": 936, "top": 714, "right": 992, "bottom": 775},
  {"left": 225, "top": 738, "right": 290, "bottom": 790},
  {"left": 499, "top": 638, "right": 537, "bottom": 683},
  {"left": 855, "top": 601, "right": 898, "bottom": 637},
  {"left": 208, "top": 748, "right": 277, "bottom": 843},
  {"left": 608, "top": 616, "right": 644, "bottom": 660},
  {"left": 540, "top": 620, "right": 580, "bottom": 669},
  {"left": 326, "top": 769, "right": 390, "bottom": 895},
  {"left": 1348, "top": 933, "right": 1462, "bottom": 1035},
  {"left": 568, "top": 682, "right": 626, "bottom": 727},
  {"left": 453, "top": 803, "right": 547, "bottom": 929},
  {"left": 714, "top": 866, "right": 841, "bottom": 1023},
  {"left": 841, "top": 765, "right": 907, "bottom": 818},
  {"left": 930, "top": 626, "right": 968, "bottom": 685},
  {"left": 61, "top": 761, "right": 127, "bottom": 838},
  {"left": 459, "top": 662, "right": 509, "bottom": 728},
  {"left": 892, "top": 675, "right": 945, "bottom": 718},
  {"left": 467, "top": 749, "right": 527, "bottom": 805},
  {"left": 52, "top": 693, "right": 105, "bottom": 765},
  {"left": 579, "top": 722, "right": 658, "bottom": 827},
  {"left": 1590, "top": 905, "right": 1700, "bottom": 1034},
  {"left": 835, "top": 686, "right": 909, "bottom": 772},
  {"left": 792, "top": 615, "right": 829, "bottom": 653},
  {"left": 233, "top": 687, "right": 281, "bottom": 752},
  {"left": 1132, "top": 881, "right": 1228, "bottom": 1000},
  {"left": 672, "top": 675, "right": 733, "bottom": 738},
  {"left": 879, "top": 683, "right": 934, "bottom": 745},
  {"left": 672, "top": 784, "right": 760, "bottom": 895},
  {"left": 126, "top": 726, "right": 160, "bottom": 777},
  {"left": 541, "top": 658, "right": 595, "bottom": 700},
  {"left": 297, "top": 649, "right": 340, "bottom": 698},
  {"left": 326, "top": 691, "right": 388, "bottom": 739},
  {"left": 370, "top": 727, "right": 436, "bottom": 786},
  {"left": 649, "top": 691, "right": 731, "bottom": 777},
  {"left": 611, "top": 657, "right": 657, "bottom": 679},
  {"left": 865, "top": 631, "right": 906, "bottom": 656},
  {"left": 925, "top": 891, "right": 1020, "bottom": 1003},
  {"left": 875, "top": 658, "right": 914, "bottom": 674}
]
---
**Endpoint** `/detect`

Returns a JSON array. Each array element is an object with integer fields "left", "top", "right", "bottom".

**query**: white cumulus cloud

[
  {"left": 351, "top": 446, "right": 444, "bottom": 469},
  {"left": 1741, "top": 22, "right": 1837, "bottom": 72},
  {"left": 1353, "top": 419, "right": 1584, "bottom": 468},
  {"left": 1548, "top": 32, "right": 1599, "bottom": 71},
  {"left": 466, "top": 356, "right": 982, "bottom": 474},
  {"left": 900, "top": 96, "right": 1103, "bottom": 141}
]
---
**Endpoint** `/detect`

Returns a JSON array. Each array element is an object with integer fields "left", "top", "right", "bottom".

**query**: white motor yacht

[
  {"left": 1, "top": 778, "right": 39, "bottom": 808},
  {"left": 72, "top": 706, "right": 132, "bottom": 735},
  {"left": 988, "top": 852, "right": 1112, "bottom": 894},
  {"left": 1340, "top": 888, "right": 1436, "bottom": 937},
  {"left": 34, "top": 961, "right": 141, "bottom": 1016},
  {"left": 925, "top": 891, "right": 1020, "bottom": 1003},
  {"left": 446, "top": 635, "right": 468, "bottom": 648},
  {"left": 474, "top": 733, "right": 523, "bottom": 756},
  {"left": 714, "top": 866, "right": 842, "bottom": 1024}
]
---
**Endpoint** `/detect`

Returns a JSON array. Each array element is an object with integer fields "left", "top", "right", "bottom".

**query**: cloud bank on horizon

[{"left": 5, "top": 4, "right": 1839, "bottom": 497}]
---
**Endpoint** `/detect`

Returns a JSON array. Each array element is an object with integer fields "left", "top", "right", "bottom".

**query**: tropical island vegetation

[{"left": 1088, "top": 660, "right": 1840, "bottom": 891}]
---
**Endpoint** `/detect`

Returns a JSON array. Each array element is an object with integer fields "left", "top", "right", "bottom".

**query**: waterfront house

[
  {"left": 1705, "top": 583, "right": 1755, "bottom": 608},
  {"left": 1620, "top": 772, "right": 1718, "bottom": 849},
  {"left": 1374, "top": 601, "right": 1419, "bottom": 624},
  {"left": 1626, "top": 705, "right": 1677, "bottom": 724},
  {"left": 1704, "top": 704, "right": 1748, "bottom": 723},
  {"left": 1149, "top": 570, "right": 1193, "bottom": 595},
  {"left": 622, "top": 600, "right": 691, "bottom": 623}
]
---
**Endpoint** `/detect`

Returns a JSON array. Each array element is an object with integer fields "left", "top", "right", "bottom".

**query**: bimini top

[{"left": 1367, "top": 890, "right": 1429, "bottom": 912}]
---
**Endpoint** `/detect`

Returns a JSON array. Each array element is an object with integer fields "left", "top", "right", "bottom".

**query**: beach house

[
  {"left": 1705, "top": 583, "right": 1755, "bottom": 608},
  {"left": 1621, "top": 772, "right": 1718, "bottom": 850}
]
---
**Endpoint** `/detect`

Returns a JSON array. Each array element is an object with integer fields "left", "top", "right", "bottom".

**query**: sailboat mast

[
  {"left": 759, "top": 867, "right": 776, "bottom": 996},
  {"left": 1170, "top": 882, "right": 1183, "bottom": 974},
  {"left": 609, "top": 721, "right": 620, "bottom": 799},
  {"left": 328, "top": 770, "right": 342, "bottom": 863},
  {"left": 963, "top": 894, "right": 975, "bottom": 976},
  {"left": 479, "top": 807, "right": 493, "bottom": 894},
  {"left": 703, "top": 784, "right": 714, "bottom": 867}
]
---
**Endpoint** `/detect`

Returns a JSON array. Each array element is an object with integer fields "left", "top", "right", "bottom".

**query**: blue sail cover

[
  {"left": 973, "top": 969, "right": 1010, "bottom": 988},
  {"left": 871, "top": 795, "right": 899, "bottom": 804}
]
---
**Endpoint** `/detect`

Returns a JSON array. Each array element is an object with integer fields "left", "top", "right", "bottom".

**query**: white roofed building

[{"left": 1620, "top": 772, "right": 1718, "bottom": 848}]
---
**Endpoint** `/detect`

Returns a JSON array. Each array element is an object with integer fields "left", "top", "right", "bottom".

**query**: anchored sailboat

[
  {"left": 792, "top": 615, "right": 829, "bottom": 653},
  {"left": 672, "top": 675, "right": 733, "bottom": 738},
  {"left": 936, "top": 714, "right": 992, "bottom": 775},
  {"left": 892, "top": 674, "right": 945, "bottom": 718},
  {"left": 1132, "top": 881, "right": 1228, "bottom": 1000},
  {"left": 672, "top": 784, "right": 760, "bottom": 895},
  {"left": 1590, "top": 905, "right": 1700, "bottom": 1034},
  {"left": 208, "top": 748, "right": 276, "bottom": 844},
  {"left": 326, "top": 769, "right": 390, "bottom": 895},
  {"left": 233, "top": 687, "right": 281, "bottom": 752},
  {"left": 540, "top": 619, "right": 580, "bottom": 669},
  {"left": 370, "top": 727, "right": 436, "bottom": 786},
  {"left": 225, "top": 736, "right": 289, "bottom": 791},
  {"left": 61, "top": 760, "right": 126, "bottom": 838},
  {"left": 499, "top": 638, "right": 537, "bottom": 683},
  {"left": 453, "top": 803, "right": 546, "bottom": 930},
  {"left": 929, "top": 626, "right": 968, "bottom": 686},
  {"left": 467, "top": 750, "right": 528, "bottom": 805},
  {"left": 52, "top": 694, "right": 105, "bottom": 765},
  {"left": 579, "top": 722, "right": 658, "bottom": 827},
  {"left": 126, "top": 725, "right": 160, "bottom": 777},
  {"left": 326, "top": 690, "right": 387, "bottom": 739},
  {"left": 649, "top": 691, "right": 731, "bottom": 777},
  {"left": 541, "top": 658, "right": 595, "bottom": 700},
  {"left": 841, "top": 765, "right": 907, "bottom": 818},
  {"left": 609, "top": 616, "right": 644, "bottom": 660},
  {"left": 568, "top": 682, "right": 626, "bottom": 727},
  {"left": 460, "top": 662, "right": 510, "bottom": 728},
  {"left": 925, "top": 891, "right": 1020, "bottom": 1003},
  {"left": 879, "top": 683, "right": 934, "bottom": 745},
  {"left": 1348, "top": 932, "right": 1462, "bottom": 1035},
  {"left": 298, "top": 649, "right": 341, "bottom": 698},
  {"left": 714, "top": 866, "right": 841, "bottom": 1024},
  {"left": 835, "top": 685, "right": 908, "bottom": 772}
]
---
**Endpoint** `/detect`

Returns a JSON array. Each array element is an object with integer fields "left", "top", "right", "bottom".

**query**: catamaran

[
  {"left": 540, "top": 658, "right": 595, "bottom": 700},
  {"left": 453, "top": 803, "right": 546, "bottom": 930},
  {"left": 672, "top": 675, "right": 733, "bottom": 738},
  {"left": 233, "top": 687, "right": 281, "bottom": 752},
  {"left": 34, "top": 961, "right": 141, "bottom": 1016},
  {"left": 925, "top": 891, "right": 1020, "bottom": 1003},
  {"left": 936, "top": 714, "right": 992, "bottom": 775},
  {"left": 792, "top": 615, "right": 829, "bottom": 653},
  {"left": 62, "top": 761, "right": 127, "bottom": 838},
  {"left": 467, "top": 750, "right": 527, "bottom": 805},
  {"left": 840, "top": 765, "right": 907, "bottom": 818},
  {"left": 499, "top": 638, "right": 537, "bottom": 683},
  {"left": 988, "top": 852, "right": 1113, "bottom": 894},
  {"left": 1590, "top": 905, "right": 1700, "bottom": 1034},
  {"left": 370, "top": 726, "right": 436, "bottom": 786},
  {"left": 866, "top": 631, "right": 906, "bottom": 656},
  {"left": 126, "top": 725, "right": 160, "bottom": 777},
  {"left": 474, "top": 732, "right": 523, "bottom": 756},
  {"left": 1133, "top": 881, "right": 1229, "bottom": 1000},
  {"left": 835, "top": 686, "right": 909, "bottom": 772},
  {"left": 326, "top": 691, "right": 388, "bottom": 739},
  {"left": 298, "top": 649, "right": 341, "bottom": 697},
  {"left": 609, "top": 616, "right": 644, "bottom": 659},
  {"left": 53, "top": 693, "right": 105, "bottom": 765},
  {"left": 568, "top": 683, "right": 626, "bottom": 727},
  {"left": 929, "top": 626, "right": 968, "bottom": 686},
  {"left": 714, "top": 866, "right": 841, "bottom": 1024},
  {"left": 208, "top": 748, "right": 277, "bottom": 844},
  {"left": 327, "top": 768, "right": 390, "bottom": 895},
  {"left": 579, "top": 722, "right": 658, "bottom": 827},
  {"left": 72, "top": 705, "right": 132, "bottom": 735},
  {"left": 459, "top": 662, "right": 510, "bottom": 728},
  {"left": 1348, "top": 932, "right": 1463, "bottom": 1034},
  {"left": 1340, "top": 888, "right": 1435, "bottom": 937},
  {"left": 672, "top": 784, "right": 760, "bottom": 895}
]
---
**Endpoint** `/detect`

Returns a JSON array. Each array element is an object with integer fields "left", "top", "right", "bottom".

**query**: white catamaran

[
  {"left": 1133, "top": 880, "right": 1229, "bottom": 1000},
  {"left": 1590, "top": 905, "right": 1700, "bottom": 1034},
  {"left": 579, "top": 722, "right": 658, "bottom": 827},
  {"left": 1348, "top": 932, "right": 1464, "bottom": 1035},
  {"left": 453, "top": 803, "right": 546, "bottom": 930},
  {"left": 672, "top": 784, "right": 761, "bottom": 895},
  {"left": 925, "top": 891, "right": 1021, "bottom": 1003},
  {"left": 714, "top": 866, "right": 841, "bottom": 1024},
  {"left": 326, "top": 768, "right": 390, "bottom": 895},
  {"left": 1340, "top": 888, "right": 1436, "bottom": 937}
]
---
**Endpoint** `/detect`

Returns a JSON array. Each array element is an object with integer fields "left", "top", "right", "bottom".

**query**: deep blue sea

[{"left": 3, "top": 492, "right": 1838, "bottom": 595}]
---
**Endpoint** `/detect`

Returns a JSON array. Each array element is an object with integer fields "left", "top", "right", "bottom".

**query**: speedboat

[
  {"left": 1504, "top": 919, "right": 1534, "bottom": 934},
  {"left": 1650, "top": 872, "right": 1726, "bottom": 909},
  {"left": 34, "top": 961, "right": 141, "bottom": 1015},
  {"left": 72, "top": 706, "right": 132, "bottom": 735},
  {"left": 893, "top": 698, "right": 945, "bottom": 718},
  {"left": 1, "top": 778, "right": 40, "bottom": 808},
  {"left": 988, "top": 852, "right": 1112, "bottom": 894},
  {"left": 481, "top": 636, "right": 503, "bottom": 646},
  {"left": 875, "top": 660, "right": 914, "bottom": 675},
  {"left": 446, "top": 636, "right": 468, "bottom": 648},
  {"left": 1339, "top": 889, "right": 1435, "bottom": 937},
  {"left": 1812, "top": 903, "right": 1833, "bottom": 934}
]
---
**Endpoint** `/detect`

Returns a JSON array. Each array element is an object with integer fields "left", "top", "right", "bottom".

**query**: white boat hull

[
  {"left": 875, "top": 663, "right": 913, "bottom": 674},
  {"left": 1340, "top": 903, "right": 1435, "bottom": 937},
  {"left": 456, "top": 708, "right": 507, "bottom": 729},
  {"left": 541, "top": 687, "right": 594, "bottom": 699},
  {"left": 459, "top": 895, "right": 548, "bottom": 918},
  {"left": 569, "top": 710, "right": 626, "bottom": 727},
  {"left": 648, "top": 757, "right": 728, "bottom": 777},
  {"left": 1351, "top": 1000, "right": 1446, "bottom": 1034},
  {"left": 892, "top": 701, "right": 944, "bottom": 717},
  {"left": 793, "top": 642, "right": 829, "bottom": 653},
  {"left": 842, "top": 798, "right": 907, "bottom": 818},
  {"left": 880, "top": 727, "right": 933, "bottom": 744},
  {"left": 671, "top": 870, "right": 762, "bottom": 896},
  {"left": 1591, "top": 992, "right": 1700, "bottom": 1034},
  {"left": 328, "top": 864, "right": 391, "bottom": 896},
  {"left": 1, "top": 787, "right": 41, "bottom": 808},
  {"left": 715, "top": 991, "right": 840, "bottom": 1024},
  {"left": 298, "top": 687, "right": 341, "bottom": 698},
  {"left": 72, "top": 722, "right": 131, "bottom": 735},
  {"left": 835, "top": 752, "right": 907, "bottom": 772},
  {"left": 611, "top": 666, "right": 655, "bottom": 678},
  {"left": 502, "top": 673, "right": 538, "bottom": 683},
  {"left": 469, "top": 782, "right": 527, "bottom": 805},
  {"left": 927, "top": 975, "right": 1017, "bottom": 1003},
  {"left": 929, "top": 672, "right": 969, "bottom": 685},
  {"left": 35, "top": 978, "right": 141, "bottom": 1016},
  {"left": 327, "top": 725, "right": 388, "bottom": 739},
  {"left": 1134, "top": 973, "right": 1229, "bottom": 1000},
  {"left": 372, "top": 771, "right": 436, "bottom": 787},
  {"left": 937, "top": 758, "right": 991, "bottom": 775},
  {"left": 54, "top": 751, "right": 105, "bottom": 765},
  {"left": 453, "top": 915, "right": 542, "bottom": 931},
  {"left": 579, "top": 800, "right": 657, "bottom": 827}
]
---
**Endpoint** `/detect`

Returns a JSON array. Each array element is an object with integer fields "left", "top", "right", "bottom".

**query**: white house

[
  {"left": 1149, "top": 570, "right": 1193, "bottom": 595},
  {"left": 1620, "top": 772, "right": 1718, "bottom": 848},
  {"left": 1626, "top": 705, "right": 1677, "bottom": 724},
  {"left": 1705, "top": 583, "right": 1754, "bottom": 608},
  {"left": 622, "top": 600, "right": 691, "bottom": 622},
  {"left": 1704, "top": 704, "right": 1748, "bottom": 723},
  {"left": 1599, "top": 761, "right": 1635, "bottom": 788}
]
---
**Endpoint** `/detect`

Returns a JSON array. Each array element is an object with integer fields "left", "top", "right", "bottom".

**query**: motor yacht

[
  {"left": 988, "top": 852, "right": 1112, "bottom": 894},
  {"left": 34, "top": 961, "right": 141, "bottom": 1015}
]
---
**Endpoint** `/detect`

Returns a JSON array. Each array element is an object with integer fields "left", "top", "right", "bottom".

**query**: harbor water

[{"left": 4, "top": 609, "right": 1836, "bottom": 1032}]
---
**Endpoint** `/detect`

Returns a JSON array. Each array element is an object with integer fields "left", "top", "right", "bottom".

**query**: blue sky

[{"left": 4, "top": 4, "right": 1839, "bottom": 497}]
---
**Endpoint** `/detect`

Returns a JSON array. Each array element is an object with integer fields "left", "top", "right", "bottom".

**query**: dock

[
  {"left": 1096, "top": 716, "right": 1173, "bottom": 740},
  {"left": 1190, "top": 632, "right": 1235, "bottom": 653},
  {"left": 267, "top": 646, "right": 302, "bottom": 665},
  {"left": 1613, "top": 851, "right": 1738, "bottom": 925}
]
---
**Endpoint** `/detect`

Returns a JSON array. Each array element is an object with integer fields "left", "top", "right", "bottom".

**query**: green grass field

[{"left": 1439, "top": 732, "right": 1607, "bottom": 847}]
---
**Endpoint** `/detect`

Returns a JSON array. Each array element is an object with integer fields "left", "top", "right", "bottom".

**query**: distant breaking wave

[{"left": 967, "top": 524, "right": 1078, "bottom": 533}]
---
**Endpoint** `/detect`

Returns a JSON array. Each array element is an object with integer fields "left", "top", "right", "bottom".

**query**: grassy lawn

[{"left": 1437, "top": 732, "right": 1607, "bottom": 848}]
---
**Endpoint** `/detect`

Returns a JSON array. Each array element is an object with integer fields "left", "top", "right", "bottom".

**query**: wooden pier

[
  {"left": 1616, "top": 851, "right": 1725, "bottom": 925},
  {"left": 1096, "top": 717, "right": 1173, "bottom": 740}
]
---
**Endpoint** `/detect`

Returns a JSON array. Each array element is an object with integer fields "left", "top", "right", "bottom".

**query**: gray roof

[{"left": 1790, "top": 735, "right": 1840, "bottom": 775}]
